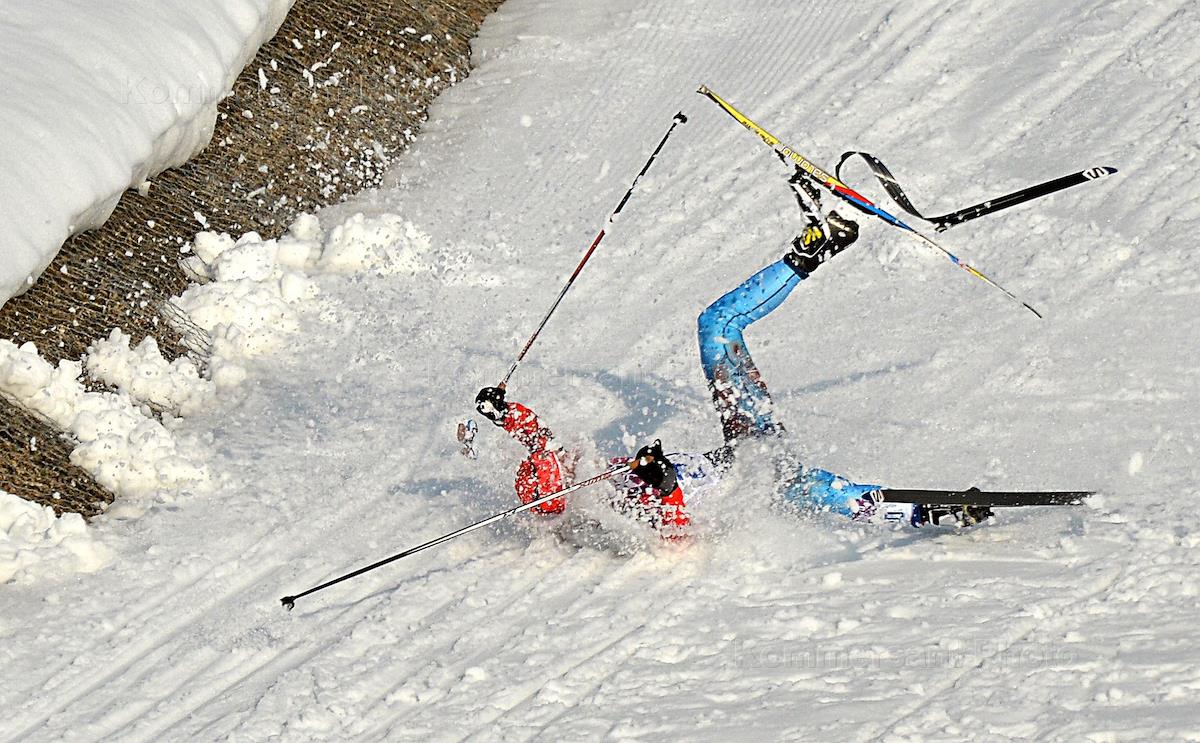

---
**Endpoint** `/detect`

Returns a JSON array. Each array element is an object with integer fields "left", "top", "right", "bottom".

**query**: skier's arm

[
  {"left": 474, "top": 386, "right": 555, "bottom": 454},
  {"left": 502, "top": 401, "right": 555, "bottom": 453}
]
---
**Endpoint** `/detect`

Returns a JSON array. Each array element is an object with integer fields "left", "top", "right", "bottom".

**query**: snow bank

[
  {"left": 0, "top": 0, "right": 293, "bottom": 306},
  {"left": 0, "top": 490, "right": 109, "bottom": 584},
  {"left": 0, "top": 340, "right": 208, "bottom": 511},
  {"left": 0, "top": 209, "right": 439, "bottom": 580}
]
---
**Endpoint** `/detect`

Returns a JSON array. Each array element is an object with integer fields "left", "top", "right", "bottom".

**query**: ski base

[{"left": 879, "top": 487, "right": 1091, "bottom": 508}]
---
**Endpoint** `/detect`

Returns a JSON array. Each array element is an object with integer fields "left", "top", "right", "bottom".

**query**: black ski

[
  {"left": 834, "top": 151, "right": 1117, "bottom": 232},
  {"left": 878, "top": 487, "right": 1091, "bottom": 508},
  {"left": 929, "top": 167, "right": 1118, "bottom": 232}
]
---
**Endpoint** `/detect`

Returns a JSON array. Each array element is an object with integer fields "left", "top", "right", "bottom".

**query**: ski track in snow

[{"left": 4, "top": 0, "right": 1200, "bottom": 740}]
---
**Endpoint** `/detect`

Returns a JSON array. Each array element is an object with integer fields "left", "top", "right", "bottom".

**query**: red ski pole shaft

[
  {"left": 501, "top": 229, "right": 604, "bottom": 387},
  {"left": 500, "top": 111, "right": 687, "bottom": 388}
]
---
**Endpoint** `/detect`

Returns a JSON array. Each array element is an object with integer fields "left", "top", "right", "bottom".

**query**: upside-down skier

[{"left": 474, "top": 171, "right": 991, "bottom": 538}]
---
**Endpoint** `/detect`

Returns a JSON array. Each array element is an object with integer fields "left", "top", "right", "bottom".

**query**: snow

[
  {"left": 0, "top": 340, "right": 208, "bottom": 514},
  {"left": 86, "top": 330, "right": 215, "bottom": 417},
  {"left": 4, "top": 0, "right": 1200, "bottom": 740},
  {"left": 0, "top": 491, "right": 108, "bottom": 584},
  {"left": 0, "top": 0, "right": 293, "bottom": 306}
]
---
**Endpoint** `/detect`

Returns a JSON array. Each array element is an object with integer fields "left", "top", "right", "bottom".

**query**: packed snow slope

[
  {"left": 0, "top": 0, "right": 292, "bottom": 305},
  {"left": 4, "top": 0, "right": 1200, "bottom": 740}
]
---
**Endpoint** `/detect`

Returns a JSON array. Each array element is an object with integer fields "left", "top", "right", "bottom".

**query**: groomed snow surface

[
  {"left": 3, "top": 0, "right": 1200, "bottom": 740},
  {"left": 0, "top": 0, "right": 292, "bottom": 304}
]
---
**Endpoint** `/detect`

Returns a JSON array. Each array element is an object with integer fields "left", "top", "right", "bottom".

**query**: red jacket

[{"left": 503, "top": 403, "right": 566, "bottom": 514}]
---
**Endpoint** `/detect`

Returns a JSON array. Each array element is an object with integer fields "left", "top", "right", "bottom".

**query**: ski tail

[
  {"left": 834, "top": 151, "right": 1118, "bottom": 232},
  {"left": 878, "top": 487, "right": 1092, "bottom": 508},
  {"left": 930, "top": 167, "right": 1118, "bottom": 231}
]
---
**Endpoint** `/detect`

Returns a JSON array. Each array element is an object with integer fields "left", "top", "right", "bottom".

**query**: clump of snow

[
  {"left": 0, "top": 340, "right": 208, "bottom": 509},
  {"left": 0, "top": 0, "right": 293, "bottom": 306},
  {"left": 175, "top": 229, "right": 315, "bottom": 358},
  {"left": 0, "top": 209, "right": 442, "bottom": 576},
  {"left": 173, "top": 212, "right": 446, "bottom": 358},
  {"left": 319, "top": 213, "right": 438, "bottom": 274},
  {"left": 86, "top": 330, "right": 215, "bottom": 416},
  {"left": 0, "top": 490, "right": 109, "bottom": 583}
]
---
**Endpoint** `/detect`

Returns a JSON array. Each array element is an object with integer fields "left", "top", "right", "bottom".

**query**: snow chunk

[
  {"left": 172, "top": 212, "right": 443, "bottom": 362},
  {"left": 1127, "top": 451, "right": 1144, "bottom": 476},
  {"left": 0, "top": 491, "right": 110, "bottom": 583},
  {"left": 0, "top": 340, "right": 208, "bottom": 507},
  {"left": 174, "top": 225, "right": 322, "bottom": 358},
  {"left": 86, "top": 330, "right": 215, "bottom": 416},
  {"left": 318, "top": 213, "right": 435, "bottom": 274}
]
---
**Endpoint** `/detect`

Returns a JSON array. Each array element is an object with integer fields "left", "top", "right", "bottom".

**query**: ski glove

[{"left": 475, "top": 386, "right": 508, "bottom": 425}]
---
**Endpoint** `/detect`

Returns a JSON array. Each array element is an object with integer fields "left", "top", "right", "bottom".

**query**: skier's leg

[
  {"left": 697, "top": 260, "right": 802, "bottom": 443},
  {"left": 784, "top": 467, "right": 882, "bottom": 518},
  {"left": 782, "top": 468, "right": 994, "bottom": 527}
]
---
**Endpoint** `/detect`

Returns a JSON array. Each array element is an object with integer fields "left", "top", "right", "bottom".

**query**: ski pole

[
  {"left": 696, "top": 85, "right": 1042, "bottom": 318},
  {"left": 499, "top": 111, "right": 688, "bottom": 388},
  {"left": 280, "top": 464, "right": 629, "bottom": 610}
]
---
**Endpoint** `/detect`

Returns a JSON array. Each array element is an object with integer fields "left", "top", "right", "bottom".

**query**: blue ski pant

[
  {"left": 697, "top": 259, "right": 800, "bottom": 443},
  {"left": 697, "top": 259, "right": 880, "bottom": 516}
]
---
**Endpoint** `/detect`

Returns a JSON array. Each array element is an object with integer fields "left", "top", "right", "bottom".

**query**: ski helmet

[
  {"left": 475, "top": 386, "right": 508, "bottom": 425},
  {"left": 630, "top": 439, "right": 674, "bottom": 490}
]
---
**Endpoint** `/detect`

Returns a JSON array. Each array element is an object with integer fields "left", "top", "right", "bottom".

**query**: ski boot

[
  {"left": 912, "top": 503, "right": 995, "bottom": 527},
  {"left": 783, "top": 212, "right": 859, "bottom": 276}
]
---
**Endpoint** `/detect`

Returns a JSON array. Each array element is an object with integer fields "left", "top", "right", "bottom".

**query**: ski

[
  {"left": 833, "top": 151, "right": 1118, "bottom": 232},
  {"left": 930, "top": 167, "right": 1117, "bottom": 231},
  {"left": 696, "top": 84, "right": 1042, "bottom": 318},
  {"left": 878, "top": 487, "right": 1091, "bottom": 508}
]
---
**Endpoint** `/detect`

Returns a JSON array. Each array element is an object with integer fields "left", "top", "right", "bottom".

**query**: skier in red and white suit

[
  {"left": 474, "top": 389, "right": 567, "bottom": 515},
  {"left": 475, "top": 387, "right": 701, "bottom": 538},
  {"left": 604, "top": 438, "right": 694, "bottom": 540}
]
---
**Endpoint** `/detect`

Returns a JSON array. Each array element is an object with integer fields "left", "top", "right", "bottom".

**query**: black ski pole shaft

[
  {"left": 932, "top": 167, "right": 1118, "bottom": 231},
  {"left": 280, "top": 465, "right": 628, "bottom": 610},
  {"left": 499, "top": 111, "right": 687, "bottom": 388}
]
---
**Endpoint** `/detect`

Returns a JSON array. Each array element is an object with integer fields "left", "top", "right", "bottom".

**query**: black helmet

[
  {"left": 630, "top": 439, "right": 675, "bottom": 491},
  {"left": 475, "top": 386, "right": 508, "bottom": 425}
]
